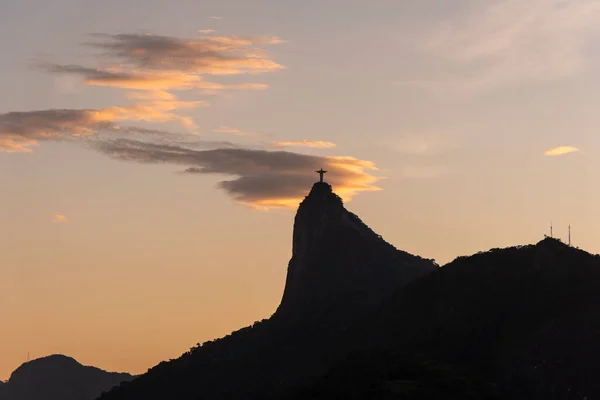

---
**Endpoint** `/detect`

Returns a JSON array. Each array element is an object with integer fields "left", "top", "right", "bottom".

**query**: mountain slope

[
  {"left": 299, "top": 238, "right": 600, "bottom": 399},
  {"left": 0, "top": 355, "right": 133, "bottom": 400},
  {"left": 98, "top": 182, "right": 436, "bottom": 400}
]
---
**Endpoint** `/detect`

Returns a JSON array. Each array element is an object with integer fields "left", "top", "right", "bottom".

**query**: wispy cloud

[
  {"left": 95, "top": 139, "right": 379, "bottom": 209},
  {"left": 52, "top": 214, "right": 67, "bottom": 223},
  {"left": 544, "top": 145, "right": 581, "bottom": 156},
  {"left": 272, "top": 140, "right": 336, "bottom": 149},
  {"left": 213, "top": 126, "right": 265, "bottom": 137},
  {"left": 400, "top": 0, "right": 600, "bottom": 96},
  {"left": 3, "top": 31, "right": 287, "bottom": 153},
  {"left": 198, "top": 29, "right": 216, "bottom": 34},
  {"left": 39, "top": 63, "right": 270, "bottom": 93}
]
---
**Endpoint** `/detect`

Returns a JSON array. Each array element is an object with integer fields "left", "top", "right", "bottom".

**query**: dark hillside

[
  {"left": 301, "top": 238, "right": 600, "bottom": 399},
  {"left": 0, "top": 355, "right": 133, "bottom": 400}
]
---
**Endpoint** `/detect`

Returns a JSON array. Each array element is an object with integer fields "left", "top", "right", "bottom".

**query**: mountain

[
  {"left": 0, "top": 355, "right": 133, "bottom": 400},
  {"left": 296, "top": 238, "right": 600, "bottom": 399},
  {"left": 97, "top": 182, "right": 437, "bottom": 400},
  {"left": 277, "top": 182, "right": 436, "bottom": 325}
]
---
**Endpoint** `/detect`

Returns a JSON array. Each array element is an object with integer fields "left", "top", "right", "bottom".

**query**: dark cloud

[
  {"left": 0, "top": 108, "right": 218, "bottom": 153},
  {"left": 95, "top": 139, "right": 379, "bottom": 208},
  {"left": 0, "top": 109, "right": 111, "bottom": 136},
  {"left": 0, "top": 109, "right": 116, "bottom": 152}
]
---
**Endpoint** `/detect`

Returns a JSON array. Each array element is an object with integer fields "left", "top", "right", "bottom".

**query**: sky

[{"left": 2, "top": 0, "right": 600, "bottom": 380}]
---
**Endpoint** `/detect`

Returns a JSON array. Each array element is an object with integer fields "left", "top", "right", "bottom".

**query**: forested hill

[{"left": 297, "top": 238, "right": 600, "bottom": 399}]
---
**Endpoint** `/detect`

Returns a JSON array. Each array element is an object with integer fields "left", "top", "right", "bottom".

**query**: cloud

[
  {"left": 40, "top": 64, "right": 204, "bottom": 90},
  {"left": 213, "top": 126, "right": 265, "bottom": 137},
  {"left": 94, "top": 139, "right": 379, "bottom": 209},
  {"left": 82, "top": 33, "right": 285, "bottom": 75},
  {"left": 198, "top": 29, "right": 216, "bottom": 34},
  {"left": 0, "top": 109, "right": 114, "bottom": 152},
  {"left": 0, "top": 137, "right": 39, "bottom": 153},
  {"left": 544, "top": 145, "right": 581, "bottom": 156},
  {"left": 0, "top": 96, "right": 207, "bottom": 152},
  {"left": 52, "top": 214, "right": 67, "bottom": 223},
  {"left": 209, "top": 16, "right": 222, "bottom": 20},
  {"left": 402, "top": 0, "right": 600, "bottom": 96},
  {"left": 22, "top": 31, "right": 285, "bottom": 151},
  {"left": 272, "top": 140, "right": 336, "bottom": 149}
]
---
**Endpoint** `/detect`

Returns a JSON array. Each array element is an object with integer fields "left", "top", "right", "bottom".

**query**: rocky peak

[
  {"left": 277, "top": 182, "right": 436, "bottom": 323},
  {"left": 292, "top": 183, "right": 345, "bottom": 257}
]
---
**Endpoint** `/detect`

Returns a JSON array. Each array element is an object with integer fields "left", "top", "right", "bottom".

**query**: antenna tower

[{"left": 569, "top": 224, "right": 571, "bottom": 246}]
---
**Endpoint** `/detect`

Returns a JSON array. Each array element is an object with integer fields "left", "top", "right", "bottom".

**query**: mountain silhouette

[
  {"left": 296, "top": 237, "right": 600, "bottom": 399},
  {"left": 95, "top": 183, "right": 600, "bottom": 399},
  {"left": 278, "top": 182, "right": 436, "bottom": 325},
  {"left": 97, "top": 182, "right": 437, "bottom": 400},
  {"left": 0, "top": 355, "right": 133, "bottom": 400}
]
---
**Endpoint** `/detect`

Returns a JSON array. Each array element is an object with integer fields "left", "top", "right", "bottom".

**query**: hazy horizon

[{"left": 2, "top": 0, "right": 600, "bottom": 380}]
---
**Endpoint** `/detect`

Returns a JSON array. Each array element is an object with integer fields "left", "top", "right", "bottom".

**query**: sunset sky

[{"left": 2, "top": 0, "right": 600, "bottom": 380}]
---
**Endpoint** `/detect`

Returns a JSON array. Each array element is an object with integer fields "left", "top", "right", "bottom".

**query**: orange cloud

[
  {"left": 40, "top": 64, "right": 270, "bottom": 93},
  {"left": 544, "top": 146, "right": 581, "bottom": 156},
  {"left": 272, "top": 140, "right": 336, "bottom": 149},
  {"left": 52, "top": 214, "right": 67, "bottom": 223},
  {"left": 0, "top": 137, "right": 39, "bottom": 153}
]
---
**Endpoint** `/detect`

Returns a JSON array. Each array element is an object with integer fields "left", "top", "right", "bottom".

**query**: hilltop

[{"left": 0, "top": 355, "right": 133, "bottom": 400}]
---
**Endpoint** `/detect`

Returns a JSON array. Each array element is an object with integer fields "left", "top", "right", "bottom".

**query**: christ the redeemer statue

[{"left": 316, "top": 168, "right": 327, "bottom": 183}]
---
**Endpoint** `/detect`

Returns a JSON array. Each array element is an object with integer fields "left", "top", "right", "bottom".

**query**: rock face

[
  {"left": 0, "top": 355, "right": 133, "bottom": 400},
  {"left": 97, "top": 182, "right": 436, "bottom": 400},
  {"left": 277, "top": 182, "right": 436, "bottom": 325}
]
